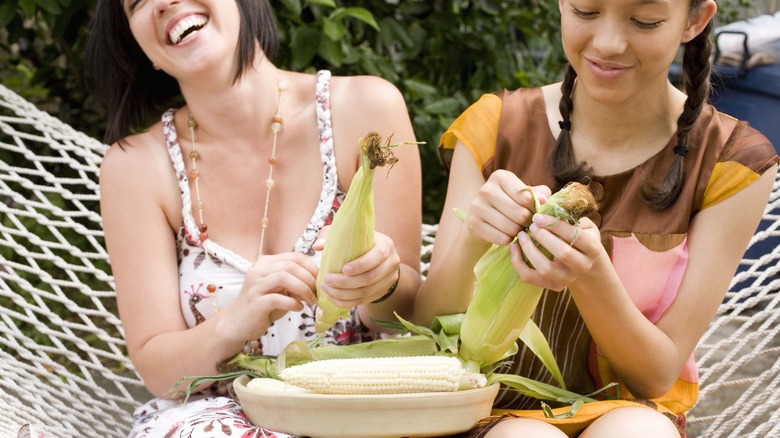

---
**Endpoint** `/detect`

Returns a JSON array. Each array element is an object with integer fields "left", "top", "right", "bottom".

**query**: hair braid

[
  {"left": 642, "top": 20, "right": 713, "bottom": 209},
  {"left": 550, "top": 63, "right": 592, "bottom": 189}
]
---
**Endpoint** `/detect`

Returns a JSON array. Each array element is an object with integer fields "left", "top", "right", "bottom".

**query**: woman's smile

[{"left": 167, "top": 13, "right": 209, "bottom": 45}]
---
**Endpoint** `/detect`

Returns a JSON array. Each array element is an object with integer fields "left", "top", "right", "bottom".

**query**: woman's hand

[
  {"left": 510, "top": 214, "right": 602, "bottom": 291},
  {"left": 465, "top": 169, "right": 552, "bottom": 246},
  {"left": 316, "top": 231, "right": 401, "bottom": 307},
  {"left": 223, "top": 252, "right": 318, "bottom": 342}
]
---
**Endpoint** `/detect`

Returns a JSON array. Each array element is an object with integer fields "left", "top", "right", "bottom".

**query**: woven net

[{"left": 0, "top": 83, "right": 778, "bottom": 437}]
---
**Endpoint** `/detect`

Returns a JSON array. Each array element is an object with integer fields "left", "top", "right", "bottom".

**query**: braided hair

[{"left": 550, "top": 0, "right": 713, "bottom": 210}]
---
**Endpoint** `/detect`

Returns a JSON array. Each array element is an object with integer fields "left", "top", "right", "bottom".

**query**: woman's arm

[
  {"left": 324, "top": 75, "right": 422, "bottom": 329},
  {"left": 101, "top": 133, "right": 318, "bottom": 397}
]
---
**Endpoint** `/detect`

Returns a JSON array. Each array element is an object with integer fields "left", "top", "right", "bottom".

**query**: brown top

[{"left": 441, "top": 87, "right": 778, "bottom": 411}]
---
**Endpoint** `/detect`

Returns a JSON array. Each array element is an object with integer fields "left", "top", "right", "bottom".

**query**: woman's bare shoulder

[
  {"left": 330, "top": 74, "right": 406, "bottom": 110},
  {"left": 100, "top": 121, "right": 179, "bottom": 201},
  {"left": 101, "top": 121, "right": 168, "bottom": 173}
]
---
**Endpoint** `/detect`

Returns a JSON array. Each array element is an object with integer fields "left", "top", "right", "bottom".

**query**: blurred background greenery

[{"left": 0, "top": 0, "right": 765, "bottom": 223}]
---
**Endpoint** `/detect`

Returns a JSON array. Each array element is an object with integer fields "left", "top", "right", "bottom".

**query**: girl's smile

[{"left": 585, "top": 57, "right": 633, "bottom": 81}]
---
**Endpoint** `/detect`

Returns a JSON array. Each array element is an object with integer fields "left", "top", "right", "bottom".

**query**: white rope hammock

[{"left": 0, "top": 83, "right": 778, "bottom": 438}]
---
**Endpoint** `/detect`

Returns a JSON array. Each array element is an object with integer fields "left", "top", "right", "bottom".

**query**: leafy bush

[
  {"left": 2, "top": 0, "right": 568, "bottom": 222},
  {"left": 0, "top": 0, "right": 757, "bottom": 221}
]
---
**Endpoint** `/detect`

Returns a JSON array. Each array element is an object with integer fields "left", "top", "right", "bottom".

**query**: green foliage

[
  {"left": 0, "top": 0, "right": 758, "bottom": 221},
  {"left": 274, "top": 0, "right": 566, "bottom": 221},
  {"left": 0, "top": 0, "right": 105, "bottom": 139},
  {"left": 1, "top": 0, "right": 568, "bottom": 222}
]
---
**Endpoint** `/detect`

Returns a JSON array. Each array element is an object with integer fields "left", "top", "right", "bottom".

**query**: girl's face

[
  {"left": 559, "top": 0, "right": 709, "bottom": 105},
  {"left": 122, "top": 0, "right": 242, "bottom": 83}
]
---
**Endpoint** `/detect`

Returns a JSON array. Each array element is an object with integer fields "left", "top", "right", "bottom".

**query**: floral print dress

[{"left": 129, "top": 70, "right": 376, "bottom": 438}]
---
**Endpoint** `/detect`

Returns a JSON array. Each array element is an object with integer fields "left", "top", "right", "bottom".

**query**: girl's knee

[
  {"left": 484, "top": 417, "right": 568, "bottom": 438},
  {"left": 581, "top": 406, "right": 680, "bottom": 438}
]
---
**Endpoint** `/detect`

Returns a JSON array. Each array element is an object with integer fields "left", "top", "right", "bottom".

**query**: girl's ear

[{"left": 682, "top": 0, "right": 717, "bottom": 43}]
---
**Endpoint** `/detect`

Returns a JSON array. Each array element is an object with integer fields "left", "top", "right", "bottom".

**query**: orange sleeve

[
  {"left": 702, "top": 122, "right": 778, "bottom": 209},
  {"left": 439, "top": 94, "right": 502, "bottom": 171}
]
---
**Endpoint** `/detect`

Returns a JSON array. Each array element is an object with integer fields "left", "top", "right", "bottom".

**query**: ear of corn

[
  {"left": 314, "top": 132, "right": 399, "bottom": 333},
  {"left": 278, "top": 355, "right": 486, "bottom": 394},
  {"left": 276, "top": 335, "right": 440, "bottom": 370},
  {"left": 178, "top": 183, "right": 601, "bottom": 406},
  {"left": 458, "top": 243, "right": 545, "bottom": 366},
  {"left": 459, "top": 183, "right": 598, "bottom": 377}
]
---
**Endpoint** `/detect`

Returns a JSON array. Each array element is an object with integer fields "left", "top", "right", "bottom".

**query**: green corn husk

[
  {"left": 315, "top": 132, "right": 401, "bottom": 333},
  {"left": 174, "top": 182, "right": 604, "bottom": 409},
  {"left": 459, "top": 182, "right": 598, "bottom": 369}
]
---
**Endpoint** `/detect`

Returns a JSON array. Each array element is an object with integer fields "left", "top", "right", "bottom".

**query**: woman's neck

[{"left": 178, "top": 59, "right": 284, "bottom": 146}]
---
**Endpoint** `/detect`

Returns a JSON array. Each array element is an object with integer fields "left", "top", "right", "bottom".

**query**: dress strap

[
  {"left": 161, "top": 109, "right": 252, "bottom": 272},
  {"left": 293, "top": 70, "right": 339, "bottom": 255}
]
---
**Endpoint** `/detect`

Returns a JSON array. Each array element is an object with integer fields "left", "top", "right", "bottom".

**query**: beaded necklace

[{"left": 186, "top": 78, "right": 288, "bottom": 260}]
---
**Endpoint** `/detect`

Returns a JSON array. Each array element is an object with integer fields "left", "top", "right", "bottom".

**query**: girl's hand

[
  {"left": 318, "top": 231, "right": 401, "bottom": 307},
  {"left": 224, "top": 252, "right": 318, "bottom": 341},
  {"left": 510, "top": 215, "right": 602, "bottom": 291},
  {"left": 466, "top": 170, "right": 551, "bottom": 246}
]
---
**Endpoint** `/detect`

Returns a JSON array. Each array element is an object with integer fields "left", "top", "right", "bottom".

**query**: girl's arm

[
  {"left": 413, "top": 142, "right": 548, "bottom": 326},
  {"left": 521, "top": 165, "right": 777, "bottom": 398}
]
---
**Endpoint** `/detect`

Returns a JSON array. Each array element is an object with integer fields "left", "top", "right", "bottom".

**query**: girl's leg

[
  {"left": 484, "top": 418, "right": 568, "bottom": 438},
  {"left": 580, "top": 407, "right": 680, "bottom": 438}
]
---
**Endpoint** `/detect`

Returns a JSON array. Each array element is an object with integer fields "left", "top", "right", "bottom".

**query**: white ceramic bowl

[{"left": 233, "top": 375, "right": 499, "bottom": 438}]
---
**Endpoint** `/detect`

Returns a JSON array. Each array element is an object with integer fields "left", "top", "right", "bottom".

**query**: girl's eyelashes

[
  {"left": 571, "top": 5, "right": 598, "bottom": 18},
  {"left": 632, "top": 19, "right": 663, "bottom": 29},
  {"left": 570, "top": 3, "right": 665, "bottom": 29}
]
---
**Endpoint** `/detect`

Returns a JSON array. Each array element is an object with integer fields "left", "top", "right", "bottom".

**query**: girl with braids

[{"left": 415, "top": 0, "right": 777, "bottom": 436}]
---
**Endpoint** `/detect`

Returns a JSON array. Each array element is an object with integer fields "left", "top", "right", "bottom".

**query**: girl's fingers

[
  {"left": 468, "top": 171, "right": 553, "bottom": 245},
  {"left": 467, "top": 194, "right": 528, "bottom": 244}
]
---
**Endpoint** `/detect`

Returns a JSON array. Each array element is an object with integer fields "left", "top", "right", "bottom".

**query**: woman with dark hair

[
  {"left": 415, "top": 0, "right": 778, "bottom": 436},
  {"left": 84, "top": 0, "right": 421, "bottom": 436}
]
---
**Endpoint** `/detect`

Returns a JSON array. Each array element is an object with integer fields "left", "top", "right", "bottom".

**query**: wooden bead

[
  {"left": 207, "top": 284, "right": 217, "bottom": 293},
  {"left": 189, "top": 169, "right": 200, "bottom": 180}
]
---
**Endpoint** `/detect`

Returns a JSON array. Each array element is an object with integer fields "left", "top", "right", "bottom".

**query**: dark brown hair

[
  {"left": 550, "top": 0, "right": 713, "bottom": 210},
  {"left": 83, "top": 0, "right": 279, "bottom": 144}
]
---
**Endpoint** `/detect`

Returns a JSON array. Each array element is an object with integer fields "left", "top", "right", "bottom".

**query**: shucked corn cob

[
  {"left": 279, "top": 355, "right": 487, "bottom": 394},
  {"left": 459, "top": 182, "right": 598, "bottom": 367},
  {"left": 314, "top": 132, "right": 399, "bottom": 333}
]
